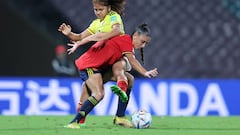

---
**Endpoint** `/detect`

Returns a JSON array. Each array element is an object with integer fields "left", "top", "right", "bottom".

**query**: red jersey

[{"left": 75, "top": 35, "right": 134, "bottom": 70}]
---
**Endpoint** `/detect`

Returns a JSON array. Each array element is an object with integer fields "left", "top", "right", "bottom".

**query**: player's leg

[
  {"left": 76, "top": 82, "right": 91, "bottom": 111},
  {"left": 76, "top": 68, "right": 113, "bottom": 127},
  {"left": 110, "top": 58, "right": 134, "bottom": 127},
  {"left": 111, "top": 59, "right": 129, "bottom": 102},
  {"left": 113, "top": 72, "right": 134, "bottom": 128},
  {"left": 76, "top": 82, "right": 91, "bottom": 126},
  {"left": 65, "top": 69, "right": 104, "bottom": 128}
]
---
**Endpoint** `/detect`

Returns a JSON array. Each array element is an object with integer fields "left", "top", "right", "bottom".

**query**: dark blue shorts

[{"left": 79, "top": 68, "right": 101, "bottom": 81}]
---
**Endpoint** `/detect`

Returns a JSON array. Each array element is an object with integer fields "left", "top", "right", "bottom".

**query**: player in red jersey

[{"left": 64, "top": 23, "right": 158, "bottom": 128}]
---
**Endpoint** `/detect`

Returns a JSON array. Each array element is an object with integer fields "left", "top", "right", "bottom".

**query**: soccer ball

[{"left": 131, "top": 109, "right": 152, "bottom": 129}]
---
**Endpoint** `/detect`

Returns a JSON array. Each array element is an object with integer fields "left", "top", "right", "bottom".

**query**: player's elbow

[{"left": 113, "top": 28, "right": 122, "bottom": 36}]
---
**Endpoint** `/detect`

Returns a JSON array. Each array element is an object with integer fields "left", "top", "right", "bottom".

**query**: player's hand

[
  {"left": 144, "top": 68, "right": 158, "bottom": 78},
  {"left": 58, "top": 23, "right": 71, "bottom": 36},
  {"left": 67, "top": 41, "right": 78, "bottom": 54}
]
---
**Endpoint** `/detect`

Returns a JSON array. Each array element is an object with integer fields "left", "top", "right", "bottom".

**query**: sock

[
  {"left": 70, "top": 96, "right": 99, "bottom": 123},
  {"left": 77, "top": 102, "right": 86, "bottom": 124},
  {"left": 117, "top": 80, "right": 128, "bottom": 92},
  {"left": 116, "top": 88, "right": 131, "bottom": 117},
  {"left": 79, "top": 117, "right": 86, "bottom": 124}
]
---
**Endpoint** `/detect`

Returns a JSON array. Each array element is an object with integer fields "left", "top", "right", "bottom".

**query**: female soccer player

[
  {"left": 58, "top": 0, "right": 132, "bottom": 127},
  {"left": 64, "top": 23, "right": 158, "bottom": 129}
]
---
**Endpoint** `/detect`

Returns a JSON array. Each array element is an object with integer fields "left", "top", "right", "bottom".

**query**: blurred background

[{"left": 1, "top": 0, "right": 240, "bottom": 78}]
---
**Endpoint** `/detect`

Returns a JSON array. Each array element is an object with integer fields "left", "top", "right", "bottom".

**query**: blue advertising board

[{"left": 0, "top": 77, "right": 239, "bottom": 116}]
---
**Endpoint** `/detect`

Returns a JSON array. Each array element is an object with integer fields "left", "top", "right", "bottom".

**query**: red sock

[
  {"left": 79, "top": 117, "right": 86, "bottom": 124},
  {"left": 117, "top": 80, "right": 128, "bottom": 92},
  {"left": 77, "top": 102, "right": 86, "bottom": 124}
]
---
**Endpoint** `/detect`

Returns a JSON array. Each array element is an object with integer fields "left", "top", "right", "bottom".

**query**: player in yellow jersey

[
  {"left": 59, "top": 0, "right": 125, "bottom": 42},
  {"left": 59, "top": 0, "right": 133, "bottom": 127}
]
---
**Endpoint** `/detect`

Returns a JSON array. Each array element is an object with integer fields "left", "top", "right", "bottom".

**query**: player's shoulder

[
  {"left": 108, "top": 11, "right": 121, "bottom": 20},
  {"left": 121, "top": 34, "right": 131, "bottom": 39},
  {"left": 112, "top": 34, "right": 132, "bottom": 43},
  {"left": 91, "top": 18, "right": 100, "bottom": 24},
  {"left": 113, "top": 34, "right": 130, "bottom": 39},
  {"left": 108, "top": 10, "right": 119, "bottom": 16}
]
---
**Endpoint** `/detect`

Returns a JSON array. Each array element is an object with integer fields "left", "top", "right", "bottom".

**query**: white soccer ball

[{"left": 131, "top": 109, "right": 152, "bottom": 129}]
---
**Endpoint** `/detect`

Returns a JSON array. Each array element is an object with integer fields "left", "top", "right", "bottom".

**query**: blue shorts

[{"left": 79, "top": 68, "right": 101, "bottom": 81}]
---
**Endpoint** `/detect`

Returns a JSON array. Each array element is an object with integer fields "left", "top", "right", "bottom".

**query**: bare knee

[{"left": 92, "top": 91, "right": 104, "bottom": 101}]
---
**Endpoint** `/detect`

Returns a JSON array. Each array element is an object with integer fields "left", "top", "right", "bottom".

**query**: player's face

[
  {"left": 132, "top": 33, "right": 151, "bottom": 49},
  {"left": 93, "top": 2, "right": 110, "bottom": 21}
]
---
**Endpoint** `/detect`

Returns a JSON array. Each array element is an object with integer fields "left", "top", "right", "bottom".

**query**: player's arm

[
  {"left": 68, "top": 23, "right": 122, "bottom": 48},
  {"left": 67, "top": 29, "right": 92, "bottom": 41},
  {"left": 67, "top": 34, "right": 102, "bottom": 54},
  {"left": 124, "top": 53, "right": 158, "bottom": 78},
  {"left": 58, "top": 23, "right": 91, "bottom": 41},
  {"left": 84, "top": 23, "right": 122, "bottom": 42},
  {"left": 94, "top": 23, "right": 122, "bottom": 41}
]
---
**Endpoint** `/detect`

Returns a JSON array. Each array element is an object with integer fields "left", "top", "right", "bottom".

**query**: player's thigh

[
  {"left": 125, "top": 72, "right": 134, "bottom": 87},
  {"left": 112, "top": 59, "right": 126, "bottom": 76},
  {"left": 85, "top": 73, "right": 104, "bottom": 100}
]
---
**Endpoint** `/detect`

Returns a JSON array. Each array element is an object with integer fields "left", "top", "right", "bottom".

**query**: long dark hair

[
  {"left": 92, "top": 0, "right": 126, "bottom": 16},
  {"left": 133, "top": 23, "right": 151, "bottom": 64}
]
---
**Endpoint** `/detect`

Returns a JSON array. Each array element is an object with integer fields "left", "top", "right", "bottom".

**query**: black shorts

[{"left": 79, "top": 68, "right": 101, "bottom": 81}]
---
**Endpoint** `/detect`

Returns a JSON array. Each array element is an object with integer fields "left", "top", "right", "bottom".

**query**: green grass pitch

[{"left": 0, "top": 116, "right": 240, "bottom": 135}]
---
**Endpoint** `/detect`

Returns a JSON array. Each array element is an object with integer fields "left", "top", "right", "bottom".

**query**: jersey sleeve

[
  {"left": 110, "top": 13, "right": 121, "bottom": 26},
  {"left": 108, "top": 11, "right": 125, "bottom": 33}
]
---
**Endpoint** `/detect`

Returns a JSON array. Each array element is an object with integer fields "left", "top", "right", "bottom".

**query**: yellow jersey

[{"left": 87, "top": 11, "right": 125, "bottom": 34}]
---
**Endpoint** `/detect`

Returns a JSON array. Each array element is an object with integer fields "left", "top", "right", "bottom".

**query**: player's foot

[
  {"left": 79, "top": 123, "right": 86, "bottom": 127},
  {"left": 79, "top": 117, "right": 86, "bottom": 127},
  {"left": 113, "top": 116, "right": 133, "bottom": 128},
  {"left": 111, "top": 85, "right": 128, "bottom": 102},
  {"left": 64, "top": 122, "right": 80, "bottom": 129}
]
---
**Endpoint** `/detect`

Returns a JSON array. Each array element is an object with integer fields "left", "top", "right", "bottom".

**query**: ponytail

[{"left": 133, "top": 23, "right": 151, "bottom": 64}]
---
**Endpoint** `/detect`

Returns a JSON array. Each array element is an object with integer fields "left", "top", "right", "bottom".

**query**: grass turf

[{"left": 0, "top": 116, "right": 240, "bottom": 135}]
